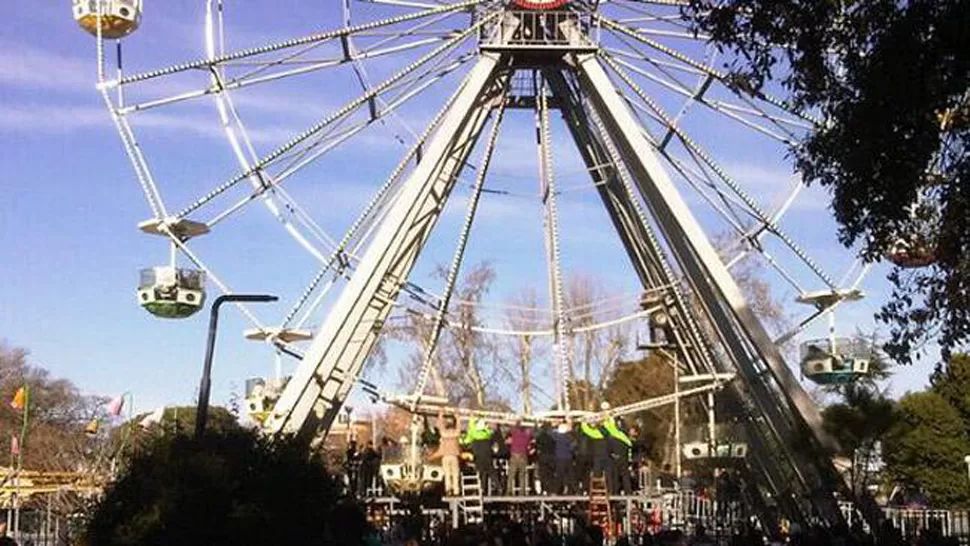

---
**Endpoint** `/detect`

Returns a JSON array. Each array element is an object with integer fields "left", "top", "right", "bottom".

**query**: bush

[{"left": 84, "top": 429, "right": 369, "bottom": 545}]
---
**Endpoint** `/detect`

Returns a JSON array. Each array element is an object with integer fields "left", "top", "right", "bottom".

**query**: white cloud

[
  {"left": 0, "top": 42, "right": 95, "bottom": 94},
  {"left": 0, "top": 103, "right": 108, "bottom": 132}
]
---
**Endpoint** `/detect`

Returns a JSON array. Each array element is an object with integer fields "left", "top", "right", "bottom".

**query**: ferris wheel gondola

[
  {"left": 73, "top": 0, "right": 142, "bottom": 39},
  {"left": 796, "top": 290, "right": 870, "bottom": 385}
]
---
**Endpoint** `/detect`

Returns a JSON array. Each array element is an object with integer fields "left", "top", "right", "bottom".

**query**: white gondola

[
  {"left": 137, "top": 266, "right": 205, "bottom": 319},
  {"left": 682, "top": 441, "right": 747, "bottom": 460},
  {"left": 799, "top": 337, "right": 869, "bottom": 385},
  {"left": 73, "top": 0, "right": 142, "bottom": 39},
  {"left": 886, "top": 237, "right": 936, "bottom": 269}
]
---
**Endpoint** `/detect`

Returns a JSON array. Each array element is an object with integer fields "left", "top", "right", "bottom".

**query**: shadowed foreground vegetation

[{"left": 83, "top": 428, "right": 370, "bottom": 546}]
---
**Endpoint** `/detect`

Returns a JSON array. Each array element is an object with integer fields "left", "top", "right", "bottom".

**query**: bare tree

[
  {"left": 503, "top": 288, "right": 544, "bottom": 414},
  {"left": 563, "top": 274, "right": 633, "bottom": 411},
  {"left": 394, "top": 262, "right": 505, "bottom": 409}
]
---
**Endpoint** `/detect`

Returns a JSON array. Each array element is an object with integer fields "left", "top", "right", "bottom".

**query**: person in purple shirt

[{"left": 505, "top": 420, "right": 533, "bottom": 496}]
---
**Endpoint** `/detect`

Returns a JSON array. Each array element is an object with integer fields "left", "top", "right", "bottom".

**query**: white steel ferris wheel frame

[{"left": 90, "top": 0, "right": 880, "bottom": 530}]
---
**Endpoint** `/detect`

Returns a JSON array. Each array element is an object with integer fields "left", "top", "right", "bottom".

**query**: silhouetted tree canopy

[
  {"left": 84, "top": 429, "right": 369, "bottom": 546},
  {"left": 683, "top": 0, "right": 970, "bottom": 364},
  {"left": 930, "top": 353, "right": 970, "bottom": 437},
  {"left": 882, "top": 391, "right": 970, "bottom": 508}
]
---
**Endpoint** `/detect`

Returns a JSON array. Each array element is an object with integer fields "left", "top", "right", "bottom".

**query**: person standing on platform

[
  {"left": 358, "top": 440, "right": 381, "bottom": 497},
  {"left": 344, "top": 438, "right": 360, "bottom": 495},
  {"left": 461, "top": 417, "right": 501, "bottom": 495},
  {"left": 604, "top": 413, "right": 633, "bottom": 495},
  {"left": 436, "top": 412, "right": 462, "bottom": 496},
  {"left": 581, "top": 417, "right": 610, "bottom": 487},
  {"left": 574, "top": 421, "right": 591, "bottom": 493},
  {"left": 552, "top": 421, "right": 575, "bottom": 494},
  {"left": 506, "top": 420, "right": 533, "bottom": 496},
  {"left": 535, "top": 422, "right": 556, "bottom": 495}
]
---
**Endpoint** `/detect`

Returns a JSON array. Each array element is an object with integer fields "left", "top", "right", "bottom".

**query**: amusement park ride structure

[{"left": 74, "top": 0, "right": 937, "bottom": 533}]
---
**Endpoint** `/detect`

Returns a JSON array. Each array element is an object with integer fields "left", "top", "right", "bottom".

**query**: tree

[
  {"left": 683, "top": 0, "right": 970, "bottom": 364},
  {"left": 503, "top": 288, "right": 545, "bottom": 414},
  {"left": 563, "top": 274, "right": 631, "bottom": 411},
  {"left": 930, "top": 353, "right": 970, "bottom": 435},
  {"left": 821, "top": 384, "right": 895, "bottom": 496},
  {"left": 0, "top": 342, "right": 108, "bottom": 471},
  {"left": 882, "top": 391, "right": 970, "bottom": 508},
  {"left": 715, "top": 235, "right": 792, "bottom": 338},
  {"left": 599, "top": 355, "right": 707, "bottom": 466},
  {"left": 394, "top": 262, "right": 506, "bottom": 409},
  {"left": 84, "top": 429, "right": 369, "bottom": 545}
]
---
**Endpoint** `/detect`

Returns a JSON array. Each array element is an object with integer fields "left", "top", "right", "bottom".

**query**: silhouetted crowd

[{"left": 371, "top": 514, "right": 961, "bottom": 546}]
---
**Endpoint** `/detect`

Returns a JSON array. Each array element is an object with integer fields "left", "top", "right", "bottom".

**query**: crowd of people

[
  {"left": 374, "top": 514, "right": 960, "bottom": 546},
  {"left": 344, "top": 405, "right": 669, "bottom": 498}
]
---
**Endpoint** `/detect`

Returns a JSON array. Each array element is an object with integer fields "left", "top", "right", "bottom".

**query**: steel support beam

[
  {"left": 264, "top": 53, "right": 509, "bottom": 439},
  {"left": 574, "top": 52, "right": 846, "bottom": 527},
  {"left": 549, "top": 66, "right": 790, "bottom": 529}
]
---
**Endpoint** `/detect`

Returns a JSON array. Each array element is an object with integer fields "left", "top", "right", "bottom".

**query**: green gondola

[{"left": 137, "top": 266, "right": 206, "bottom": 319}]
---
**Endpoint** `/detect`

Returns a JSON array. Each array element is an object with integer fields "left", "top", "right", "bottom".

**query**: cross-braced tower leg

[
  {"left": 264, "top": 53, "right": 512, "bottom": 439},
  {"left": 572, "top": 52, "right": 847, "bottom": 527}
]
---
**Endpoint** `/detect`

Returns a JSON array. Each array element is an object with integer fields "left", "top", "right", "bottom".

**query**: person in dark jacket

[
  {"left": 358, "top": 440, "right": 381, "bottom": 496},
  {"left": 604, "top": 414, "right": 633, "bottom": 495},
  {"left": 574, "top": 422, "right": 591, "bottom": 493},
  {"left": 552, "top": 421, "right": 576, "bottom": 494},
  {"left": 535, "top": 422, "right": 556, "bottom": 495}
]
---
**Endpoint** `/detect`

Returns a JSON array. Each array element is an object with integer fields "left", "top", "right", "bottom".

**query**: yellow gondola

[{"left": 73, "top": 0, "right": 142, "bottom": 39}]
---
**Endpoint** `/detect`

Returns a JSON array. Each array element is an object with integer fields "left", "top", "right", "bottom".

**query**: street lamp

[
  {"left": 964, "top": 455, "right": 970, "bottom": 481},
  {"left": 195, "top": 294, "right": 278, "bottom": 439}
]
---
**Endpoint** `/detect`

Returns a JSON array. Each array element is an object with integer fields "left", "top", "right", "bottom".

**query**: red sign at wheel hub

[{"left": 511, "top": 0, "right": 570, "bottom": 9}]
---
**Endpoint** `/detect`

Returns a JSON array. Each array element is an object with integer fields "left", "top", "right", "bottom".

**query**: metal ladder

[
  {"left": 460, "top": 472, "right": 484, "bottom": 524},
  {"left": 588, "top": 474, "right": 613, "bottom": 537}
]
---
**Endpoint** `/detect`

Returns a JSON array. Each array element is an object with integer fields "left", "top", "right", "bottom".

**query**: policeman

[
  {"left": 602, "top": 404, "right": 633, "bottom": 495},
  {"left": 580, "top": 416, "right": 610, "bottom": 487},
  {"left": 460, "top": 417, "right": 501, "bottom": 495}
]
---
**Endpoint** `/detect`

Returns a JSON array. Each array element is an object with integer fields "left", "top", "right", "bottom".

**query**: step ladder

[
  {"left": 588, "top": 474, "right": 613, "bottom": 538},
  {"left": 459, "top": 472, "right": 484, "bottom": 525}
]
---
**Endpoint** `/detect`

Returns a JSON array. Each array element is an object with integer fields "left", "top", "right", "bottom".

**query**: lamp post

[
  {"left": 964, "top": 455, "right": 970, "bottom": 481},
  {"left": 195, "top": 294, "right": 277, "bottom": 439}
]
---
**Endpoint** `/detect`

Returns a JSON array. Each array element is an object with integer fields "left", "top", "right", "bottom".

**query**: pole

[
  {"left": 674, "top": 361, "right": 682, "bottom": 480},
  {"left": 196, "top": 294, "right": 278, "bottom": 439}
]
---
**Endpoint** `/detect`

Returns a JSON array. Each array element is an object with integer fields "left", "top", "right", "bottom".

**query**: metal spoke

[
  {"left": 601, "top": 52, "right": 839, "bottom": 290},
  {"left": 410, "top": 86, "right": 508, "bottom": 409},
  {"left": 279, "top": 60, "right": 473, "bottom": 330},
  {"left": 536, "top": 74, "right": 573, "bottom": 413},
  {"left": 110, "top": 1, "right": 483, "bottom": 87},
  {"left": 174, "top": 17, "right": 492, "bottom": 220},
  {"left": 598, "top": 16, "right": 822, "bottom": 126}
]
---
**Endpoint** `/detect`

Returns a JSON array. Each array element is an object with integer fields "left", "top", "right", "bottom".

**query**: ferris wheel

[{"left": 77, "top": 0, "right": 888, "bottom": 527}]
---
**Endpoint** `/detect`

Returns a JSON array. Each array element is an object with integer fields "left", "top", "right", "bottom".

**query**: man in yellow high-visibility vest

[{"left": 601, "top": 402, "right": 633, "bottom": 494}]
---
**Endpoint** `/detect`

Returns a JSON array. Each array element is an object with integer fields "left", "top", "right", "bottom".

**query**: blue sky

[{"left": 0, "top": 1, "right": 939, "bottom": 416}]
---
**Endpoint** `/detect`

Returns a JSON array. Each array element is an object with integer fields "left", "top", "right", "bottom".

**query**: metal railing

[{"left": 478, "top": 10, "right": 598, "bottom": 50}]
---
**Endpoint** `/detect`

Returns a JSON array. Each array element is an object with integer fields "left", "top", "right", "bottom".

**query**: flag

[
  {"left": 10, "top": 387, "right": 25, "bottom": 411},
  {"left": 10, "top": 435, "right": 19, "bottom": 456},
  {"left": 139, "top": 407, "right": 164, "bottom": 429},
  {"left": 85, "top": 419, "right": 100, "bottom": 437},
  {"left": 107, "top": 395, "right": 125, "bottom": 417}
]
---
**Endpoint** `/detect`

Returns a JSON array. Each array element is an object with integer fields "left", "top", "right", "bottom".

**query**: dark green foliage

[
  {"left": 84, "top": 429, "right": 368, "bottom": 546},
  {"left": 683, "top": 0, "right": 970, "bottom": 364},
  {"left": 930, "top": 353, "right": 970, "bottom": 436},
  {"left": 822, "top": 384, "right": 894, "bottom": 495},
  {"left": 882, "top": 391, "right": 970, "bottom": 508}
]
